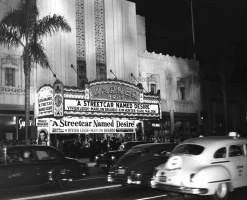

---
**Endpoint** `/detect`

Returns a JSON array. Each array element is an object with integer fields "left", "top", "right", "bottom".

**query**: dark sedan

[
  {"left": 107, "top": 143, "right": 177, "bottom": 186},
  {"left": 95, "top": 141, "right": 153, "bottom": 171},
  {"left": 0, "top": 145, "right": 90, "bottom": 190}
]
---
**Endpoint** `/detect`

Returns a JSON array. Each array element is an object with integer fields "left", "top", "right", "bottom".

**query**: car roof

[
  {"left": 180, "top": 136, "right": 247, "bottom": 148},
  {"left": 131, "top": 143, "right": 177, "bottom": 149},
  {"left": 123, "top": 141, "right": 153, "bottom": 144},
  {"left": 6, "top": 145, "right": 58, "bottom": 151}
]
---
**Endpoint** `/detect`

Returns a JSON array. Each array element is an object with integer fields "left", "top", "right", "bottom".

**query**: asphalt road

[{"left": 0, "top": 166, "right": 246, "bottom": 200}]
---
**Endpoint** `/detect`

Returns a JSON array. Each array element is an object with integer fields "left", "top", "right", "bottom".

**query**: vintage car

[
  {"left": 150, "top": 133, "right": 247, "bottom": 200},
  {"left": 107, "top": 143, "right": 177, "bottom": 186},
  {"left": 0, "top": 145, "right": 90, "bottom": 190},
  {"left": 95, "top": 141, "right": 153, "bottom": 171}
]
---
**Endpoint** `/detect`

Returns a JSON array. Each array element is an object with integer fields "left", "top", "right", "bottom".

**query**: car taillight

[{"left": 153, "top": 169, "right": 158, "bottom": 177}]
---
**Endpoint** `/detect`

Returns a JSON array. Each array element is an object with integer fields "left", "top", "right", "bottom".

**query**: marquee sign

[
  {"left": 37, "top": 86, "right": 53, "bottom": 117},
  {"left": 37, "top": 79, "right": 161, "bottom": 120},
  {"left": 41, "top": 118, "right": 141, "bottom": 134},
  {"left": 64, "top": 99, "right": 160, "bottom": 118},
  {"left": 89, "top": 80, "right": 140, "bottom": 102},
  {"left": 53, "top": 80, "right": 64, "bottom": 117}
]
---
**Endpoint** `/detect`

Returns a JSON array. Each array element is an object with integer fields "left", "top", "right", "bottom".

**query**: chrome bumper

[
  {"left": 150, "top": 182, "right": 208, "bottom": 195},
  {"left": 107, "top": 175, "right": 143, "bottom": 185}
]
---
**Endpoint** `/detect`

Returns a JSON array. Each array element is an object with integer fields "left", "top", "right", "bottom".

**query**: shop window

[{"left": 5, "top": 67, "right": 15, "bottom": 87}]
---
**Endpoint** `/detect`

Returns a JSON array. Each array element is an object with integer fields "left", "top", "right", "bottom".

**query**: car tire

[
  {"left": 57, "top": 179, "right": 74, "bottom": 190},
  {"left": 211, "top": 182, "right": 229, "bottom": 200}
]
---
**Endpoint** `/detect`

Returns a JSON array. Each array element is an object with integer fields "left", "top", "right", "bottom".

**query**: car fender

[{"left": 192, "top": 165, "right": 231, "bottom": 195}]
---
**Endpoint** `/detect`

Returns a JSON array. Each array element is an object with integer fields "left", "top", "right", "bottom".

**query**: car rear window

[{"left": 172, "top": 144, "right": 204, "bottom": 155}]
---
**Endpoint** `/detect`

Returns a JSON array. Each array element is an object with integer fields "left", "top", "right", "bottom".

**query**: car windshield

[
  {"left": 172, "top": 144, "right": 204, "bottom": 155},
  {"left": 126, "top": 147, "right": 149, "bottom": 155}
]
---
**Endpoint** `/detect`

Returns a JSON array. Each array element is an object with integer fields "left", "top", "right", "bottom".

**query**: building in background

[
  {"left": 0, "top": 0, "right": 201, "bottom": 142},
  {"left": 201, "top": 80, "right": 247, "bottom": 136}
]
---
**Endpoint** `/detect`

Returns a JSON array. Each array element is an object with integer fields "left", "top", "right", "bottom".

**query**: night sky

[{"left": 129, "top": 0, "right": 247, "bottom": 87}]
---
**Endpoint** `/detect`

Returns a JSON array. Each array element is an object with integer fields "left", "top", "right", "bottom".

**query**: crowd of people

[{"left": 0, "top": 132, "right": 195, "bottom": 161}]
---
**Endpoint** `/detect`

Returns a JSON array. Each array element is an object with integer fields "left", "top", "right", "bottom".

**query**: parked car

[
  {"left": 107, "top": 142, "right": 177, "bottom": 186},
  {"left": 0, "top": 145, "right": 90, "bottom": 190},
  {"left": 95, "top": 141, "right": 153, "bottom": 171},
  {"left": 150, "top": 132, "right": 247, "bottom": 200}
]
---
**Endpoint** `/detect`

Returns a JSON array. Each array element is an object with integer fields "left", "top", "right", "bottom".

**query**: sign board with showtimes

[{"left": 64, "top": 99, "right": 160, "bottom": 118}]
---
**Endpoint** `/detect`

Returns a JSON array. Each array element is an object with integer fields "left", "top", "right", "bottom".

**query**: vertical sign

[
  {"left": 53, "top": 80, "right": 64, "bottom": 117},
  {"left": 38, "top": 86, "right": 53, "bottom": 117}
]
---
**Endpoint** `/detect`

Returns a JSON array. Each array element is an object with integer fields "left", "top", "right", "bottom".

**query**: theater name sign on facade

[{"left": 37, "top": 80, "right": 161, "bottom": 134}]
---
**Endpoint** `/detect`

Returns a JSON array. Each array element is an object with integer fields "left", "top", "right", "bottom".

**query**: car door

[
  {"left": 138, "top": 145, "right": 175, "bottom": 176},
  {"left": 7, "top": 148, "right": 39, "bottom": 188},
  {"left": 227, "top": 143, "right": 247, "bottom": 188},
  {"left": 33, "top": 148, "right": 61, "bottom": 184}
]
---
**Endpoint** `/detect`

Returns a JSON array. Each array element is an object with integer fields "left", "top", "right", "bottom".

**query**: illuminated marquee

[
  {"left": 49, "top": 118, "right": 139, "bottom": 134},
  {"left": 37, "top": 86, "right": 53, "bottom": 117},
  {"left": 64, "top": 99, "right": 160, "bottom": 118},
  {"left": 90, "top": 81, "right": 140, "bottom": 102}
]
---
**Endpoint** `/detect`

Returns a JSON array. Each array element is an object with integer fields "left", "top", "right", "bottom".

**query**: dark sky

[{"left": 129, "top": 0, "right": 247, "bottom": 86}]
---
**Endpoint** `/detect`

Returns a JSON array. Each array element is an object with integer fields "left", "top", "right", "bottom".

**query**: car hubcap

[{"left": 216, "top": 183, "right": 227, "bottom": 198}]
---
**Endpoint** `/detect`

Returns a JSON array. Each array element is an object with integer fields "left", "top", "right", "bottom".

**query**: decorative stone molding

[
  {"left": 94, "top": 0, "right": 105, "bottom": 64},
  {"left": 138, "top": 50, "right": 198, "bottom": 66},
  {"left": 64, "top": 93, "right": 85, "bottom": 99},
  {"left": 0, "top": 86, "right": 24, "bottom": 94},
  {"left": 76, "top": 0, "right": 85, "bottom": 61},
  {"left": 174, "top": 99, "right": 194, "bottom": 106},
  {"left": 1, "top": 55, "right": 18, "bottom": 67}
]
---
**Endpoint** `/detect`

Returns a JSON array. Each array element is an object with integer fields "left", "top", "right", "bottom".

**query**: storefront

[
  {"left": 0, "top": 111, "right": 34, "bottom": 142},
  {"left": 36, "top": 79, "right": 161, "bottom": 146}
]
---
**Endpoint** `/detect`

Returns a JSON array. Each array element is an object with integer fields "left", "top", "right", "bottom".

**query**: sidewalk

[{"left": 77, "top": 158, "right": 96, "bottom": 167}]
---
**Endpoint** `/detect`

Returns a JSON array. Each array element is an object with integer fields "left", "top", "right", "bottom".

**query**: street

[{"left": 0, "top": 166, "right": 246, "bottom": 200}]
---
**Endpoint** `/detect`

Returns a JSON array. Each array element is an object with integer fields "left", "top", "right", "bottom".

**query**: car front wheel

[
  {"left": 57, "top": 179, "right": 74, "bottom": 190},
  {"left": 211, "top": 182, "right": 229, "bottom": 200}
]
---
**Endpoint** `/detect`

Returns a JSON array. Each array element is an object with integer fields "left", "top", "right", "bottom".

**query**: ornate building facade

[{"left": 0, "top": 0, "right": 201, "bottom": 142}]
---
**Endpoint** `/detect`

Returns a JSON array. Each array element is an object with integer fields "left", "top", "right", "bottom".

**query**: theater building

[{"left": 0, "top": 0, "right": 201, "bottom": 143}]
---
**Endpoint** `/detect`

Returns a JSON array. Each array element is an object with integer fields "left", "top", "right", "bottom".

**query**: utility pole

[{"left": 190, "top": 0, "right": 196, "bottom": 60}]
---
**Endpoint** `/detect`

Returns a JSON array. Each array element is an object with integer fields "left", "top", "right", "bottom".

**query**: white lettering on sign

[
  {"left": 64, "top": 99, "right": 159, "bottom": 116},
  {"left": 49, "top": 118, "right": 139, "bottom": 134},
  {"left": 19, "top": 118, "right": 32, "bottom": 129},
  {"left": 37, "top": 86, "right": 53, "bottom": 117}
]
